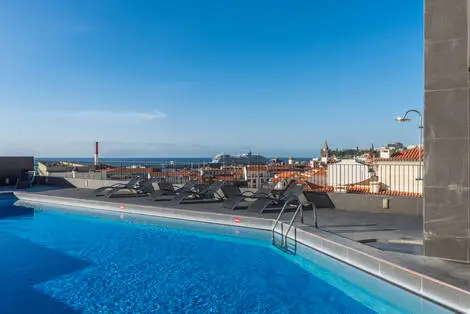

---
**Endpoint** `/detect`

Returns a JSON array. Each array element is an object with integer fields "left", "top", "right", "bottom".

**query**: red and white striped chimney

[{"left": 94, "top": 141, "right": 99, "bottom": 166}]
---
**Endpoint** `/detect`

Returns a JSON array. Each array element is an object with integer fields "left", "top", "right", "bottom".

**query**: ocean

[
  {"left": 37, "top": 157, "right": 314, "bottom": 167},
  {"left": 38, "top": 158, "right": 213, "bottom": 167}
]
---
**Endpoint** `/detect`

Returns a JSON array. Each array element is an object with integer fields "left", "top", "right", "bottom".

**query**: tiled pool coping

[{"left": 13, "top": 192, "right": 470, "bottom": 313}]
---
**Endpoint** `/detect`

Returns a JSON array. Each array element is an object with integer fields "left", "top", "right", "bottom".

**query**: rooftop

[
  {"left": 375, "top": 147, "right": 424, "bottom": 162},
  {"left": 8, "top": 184, "right": 470, "bottom": 309}
]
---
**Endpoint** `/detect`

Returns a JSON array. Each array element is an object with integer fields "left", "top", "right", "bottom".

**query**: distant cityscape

[{"left": 37, "top": 140, "right": 422, "bottom": 197}]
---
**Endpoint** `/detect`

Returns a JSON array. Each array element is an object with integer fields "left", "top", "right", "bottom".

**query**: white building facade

[
  {"left": 243, "top": 166, "right": 272, "bottom": 188},
  {"left": 327, "top": 159, "right": 371, "bottom": 187},
  {"left": 373, "top": 161, "right": 423, "bottom": 194}
]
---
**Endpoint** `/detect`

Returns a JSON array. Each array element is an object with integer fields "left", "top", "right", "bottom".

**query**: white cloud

[{"left": 30, "top": 109, "right": 168, "bottom": 120}]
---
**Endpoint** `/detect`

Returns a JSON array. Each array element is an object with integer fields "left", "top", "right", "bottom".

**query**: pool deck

[{"left": 7, "top": 186, "right": 470, "bottom": 313}]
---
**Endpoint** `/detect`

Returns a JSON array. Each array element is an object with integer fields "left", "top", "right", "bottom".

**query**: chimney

[{"left": 94, "top": 141, "right": 99, "bottom": 166}]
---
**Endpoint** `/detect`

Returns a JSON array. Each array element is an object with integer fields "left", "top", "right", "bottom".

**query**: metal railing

[
  {"left": 36, "top": 158, "right": 423, "bottom": 197},
  {"left": 272, "top": 202, "right": 304, "bottom": 254}
]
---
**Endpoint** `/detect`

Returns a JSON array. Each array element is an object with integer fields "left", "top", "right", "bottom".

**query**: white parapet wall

[
  {"left": 328, "top": 160, "right": 370, "bottom": 187},
  {"left": 375, "top": 161, "right": 423, "bottom": 194}
]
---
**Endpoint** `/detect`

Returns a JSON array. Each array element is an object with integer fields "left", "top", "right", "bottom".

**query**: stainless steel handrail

[
  {"left": 282, "top": 204, "right": 303, "bottom": 247},
  {"left": 271, "top": 201, "right": 291, "bottom": 243}
]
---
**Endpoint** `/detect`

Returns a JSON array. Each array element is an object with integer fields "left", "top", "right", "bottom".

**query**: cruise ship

[{"left": 211, "top": 152, "right": 267, "bottom": 165}]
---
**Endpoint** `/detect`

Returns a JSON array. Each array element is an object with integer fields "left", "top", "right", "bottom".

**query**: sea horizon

[{"left": 37, "top": 156, "right": 316, "bottom": 166}]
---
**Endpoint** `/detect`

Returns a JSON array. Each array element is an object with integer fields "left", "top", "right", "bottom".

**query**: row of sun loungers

[
  {"left": 94, "top": 178, "right": 223, "bottom": 203},
  {"left": 92, "top": 178, "right": 325, "bottom": 214}
]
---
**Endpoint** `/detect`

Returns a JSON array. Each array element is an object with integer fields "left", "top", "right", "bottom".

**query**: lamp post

[{"left": 395, "top": 109, "right": 423, "bottom": 180}]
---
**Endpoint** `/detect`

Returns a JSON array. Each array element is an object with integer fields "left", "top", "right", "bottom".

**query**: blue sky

[{"left": 0, "top": 0, "right": 423, "bottom": 157}]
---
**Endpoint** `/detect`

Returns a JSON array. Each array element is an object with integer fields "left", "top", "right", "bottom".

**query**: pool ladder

[{"left": 272, "top": 202, "right": 304, "bottom": 255}]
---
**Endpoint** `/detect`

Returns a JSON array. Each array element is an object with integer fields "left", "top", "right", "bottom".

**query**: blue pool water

[{"left": 0, "top": 197, "right": 450, "bottom": 313}]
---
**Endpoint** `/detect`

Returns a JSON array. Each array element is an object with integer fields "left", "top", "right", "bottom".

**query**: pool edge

[{"left": 13, "top": 192, "right": 470, "bottom": 313}]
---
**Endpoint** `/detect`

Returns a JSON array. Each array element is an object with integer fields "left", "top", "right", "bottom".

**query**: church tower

[{"left": 320, "top": 140, "right": 331, "bottom": 164}]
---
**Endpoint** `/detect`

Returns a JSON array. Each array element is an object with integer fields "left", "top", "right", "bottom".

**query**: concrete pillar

[{"left": 424, "top": 0, "right": 470, "bottom": 262}]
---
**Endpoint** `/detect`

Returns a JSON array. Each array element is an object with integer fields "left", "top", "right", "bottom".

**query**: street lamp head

[{"left": 395, "top": 116, "right": 411, "bottom": 122}]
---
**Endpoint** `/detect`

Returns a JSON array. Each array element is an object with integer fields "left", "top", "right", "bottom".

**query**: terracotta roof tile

[
  {"left": 245, "top": 165, "right": 294, "bottom": 172},
  {"left": 267, "top": 179, "right": 422, "bottom": 197},
  {"left": 391, "top": 147, "right": 423, "bottom": 161},
  {"left": 375, "top": 147, "right": 423, "bottom": 162}
]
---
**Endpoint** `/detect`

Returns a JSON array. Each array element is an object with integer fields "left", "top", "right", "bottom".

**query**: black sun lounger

[
  {"left": 270, "top": 180, "right": 296, "bottom": 198},
  {"left": 221, "top": 185, "right": 271, "bottom": 210},
  {"left": 300, "top": 191, "right": 333, "bottom": 228},
  {"left": 248, "top": 183, "right": 305, "bottom": 214},
  {"left": 171, "top": 181, "right": 225, "bottom": 204},
  {"left": 16, "top": 170, "right": 36, "bottom": 189},
  {"left": 153, "top": 180, "right": 199, "bottom": 201},
  {"left": 156, "top": 181, "right": 178, "bottom": 195},
  {"left": 94, "top": 176, "right": 144, "bottom": 196},
  {"left": 301, "top": 191, "right": 335, "bottom": 209},
  {"left": 105, "top": 178, "right": 156, "bottom": 198}
]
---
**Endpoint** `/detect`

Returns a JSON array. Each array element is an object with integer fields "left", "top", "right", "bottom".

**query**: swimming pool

[{"left": 0, "top": 197, "right": 451, "bottom": 313}]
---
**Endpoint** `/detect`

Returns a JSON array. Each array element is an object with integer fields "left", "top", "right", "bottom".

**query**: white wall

[
  {"left": 46, "top": 171, "right": 107, "bottom": 180},
  {"left": 328, "top": 160, "right": 370, "bottom": 187},
  {"left": 375, "top": 161, "right": 423, "bottom": 194}
]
